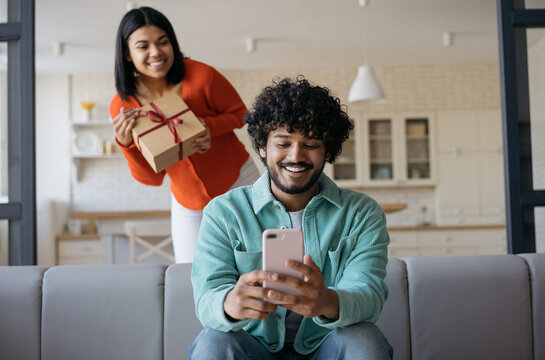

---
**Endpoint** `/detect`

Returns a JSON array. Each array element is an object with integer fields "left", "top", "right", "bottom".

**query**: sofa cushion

[
  {"left": 0, "top": 266, "right": 48, "bottom": 360},
  {"left": 164, "top": 263, "right": 203, "bottom": 360},
  {"left": 405, "top": 254, "right": 532, "bottom": 360},
  {"left": 41, "top": 264, "right": 167, "bottom": 360},
  {"left": 519, "top": 253, "right": 545, "bottom": 360},
  {"left": 376, "top": 258, "right": 410, "bottom": 360}
]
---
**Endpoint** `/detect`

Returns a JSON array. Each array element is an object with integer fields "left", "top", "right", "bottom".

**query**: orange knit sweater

[{"left": 110, "top": 59, "right": 250, "bottom": 210}]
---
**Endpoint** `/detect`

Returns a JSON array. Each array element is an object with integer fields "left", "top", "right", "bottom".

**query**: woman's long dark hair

[{"left": 114, "top": 6, "right": 185, "bottom": 101}]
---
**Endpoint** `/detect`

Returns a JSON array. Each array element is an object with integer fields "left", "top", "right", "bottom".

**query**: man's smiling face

[{"left": 260, "top": 125, "right": 326, "bottom": 197}]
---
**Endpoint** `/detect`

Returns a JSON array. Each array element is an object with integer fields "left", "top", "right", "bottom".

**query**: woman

[{"left": 110, "top": 6, "right": 259, "bottom": 263}]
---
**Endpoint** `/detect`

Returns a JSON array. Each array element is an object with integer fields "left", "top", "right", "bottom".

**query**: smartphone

[{"left": 262, "top": 228, "right": 304, "bottom": 304}]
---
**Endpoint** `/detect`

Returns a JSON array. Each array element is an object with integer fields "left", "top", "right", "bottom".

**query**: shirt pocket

[
  {"left": 233, "top": 240, "right": 262, "bottom": 275},
  {"left": 326, "top": 235, "right": 357, "bottom": 284}
]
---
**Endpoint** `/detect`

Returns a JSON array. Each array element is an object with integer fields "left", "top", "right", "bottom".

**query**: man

[{"left": 191, "top": 77, "right": 392, "bottom": 359}]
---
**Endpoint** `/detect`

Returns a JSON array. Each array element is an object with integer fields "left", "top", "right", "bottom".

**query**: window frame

[{"left": 0, "top": 0, "right": 36, "bottom": 265}]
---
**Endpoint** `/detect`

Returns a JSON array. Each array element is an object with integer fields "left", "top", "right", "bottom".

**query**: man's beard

[{"left": 267, "top": 160, "right": 324, "bottom": 195}]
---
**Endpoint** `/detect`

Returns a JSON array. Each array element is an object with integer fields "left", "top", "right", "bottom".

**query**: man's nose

[{"left": 287, "top": 143, "right": 305, "bottom": 162}]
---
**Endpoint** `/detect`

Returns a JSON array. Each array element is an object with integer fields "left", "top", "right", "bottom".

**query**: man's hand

[
  {"left": 263, "top": 254, "right": 339, "bottom": 320},
  {"left": 224, "top": 270, "right": 279, "bottom": 321}
]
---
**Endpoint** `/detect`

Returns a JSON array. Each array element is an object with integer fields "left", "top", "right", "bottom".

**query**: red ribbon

[{"left": 136, "top": 102, "right": 190, "bottom": 160}]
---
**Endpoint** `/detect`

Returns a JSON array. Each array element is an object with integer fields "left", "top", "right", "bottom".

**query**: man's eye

[
  {"left": 276, "top": 143, "right": 289, "bottom": 148},
  {"left": 304, "top": 144, "right": 319, "bottom": 149}
]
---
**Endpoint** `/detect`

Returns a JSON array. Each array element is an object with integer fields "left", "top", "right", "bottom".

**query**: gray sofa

[{"left": 1, "top": 253, "right": 543, "bottom": 360}]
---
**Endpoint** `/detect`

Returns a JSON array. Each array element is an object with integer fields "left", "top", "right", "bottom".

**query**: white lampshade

[{"left": 348, "top": 65, "right": 384, "bottom": 102}]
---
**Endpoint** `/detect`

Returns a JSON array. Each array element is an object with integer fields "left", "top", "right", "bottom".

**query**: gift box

[{"left": 132, "top": 91, "right": 206, "bottom": 173}]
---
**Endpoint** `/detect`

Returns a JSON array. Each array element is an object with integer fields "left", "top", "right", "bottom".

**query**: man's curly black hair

[{"left": 244, "top": 76, "right": 354, "bottom": 164}]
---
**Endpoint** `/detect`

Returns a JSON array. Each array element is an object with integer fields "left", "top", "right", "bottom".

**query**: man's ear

[{"left": 259, "top": 147, "right": 266, "bottom": 159}]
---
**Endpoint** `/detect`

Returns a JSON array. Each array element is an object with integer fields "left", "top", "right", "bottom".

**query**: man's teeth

[
  {"left": 149, "top": 60, "right": 165, "bottom": 66},
  {"left": 285, "top": 166, "right": 306, "bottom": 173}
]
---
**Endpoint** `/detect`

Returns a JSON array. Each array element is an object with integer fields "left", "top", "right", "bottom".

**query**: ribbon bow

[{"left": 137, "top": 102, "right": 191, "bottom": 160}]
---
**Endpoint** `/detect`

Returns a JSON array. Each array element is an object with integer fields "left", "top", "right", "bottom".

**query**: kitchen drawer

[
  {"left": 475, "top": 244, "right": 507, "bottom": 255},
  {"left": 419, "top": 247, "right": 475, "bottom": 257},
  {"left": 388, "top": 247, "right": 419, "bottom": 258},
  {"left": 58, "top": 239, "right": 101, "bottom": 257},
  {"left": 440, "top": 206, "right": 479, "bottom": 216},
  {"left": 417, "top": 230, "right": 504, "bottom": 248},
  {"left": 388, "top": 231, "right": 418, "bottom": 248},
  {"left": 58, "top": 255, "right": 102, "bottom": 266}
]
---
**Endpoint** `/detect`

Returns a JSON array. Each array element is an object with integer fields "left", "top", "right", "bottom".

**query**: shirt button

[
  {"left": 273, "top": 204, "right": 280, "bottom": 209},
  {"left": 270, "top": 344, "right": 277, "bottom": 350},
  {"left": 276, "top": 314, "right": 282, "bottom": 319}
]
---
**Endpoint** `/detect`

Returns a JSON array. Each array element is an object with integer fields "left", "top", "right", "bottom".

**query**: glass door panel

[
  {"left": 369, "top": 119, "right": 393, "bottom": 180},
  {"left": 405, "top": 118, "right": 430, "bottom": 180},
  {"left": 332, "top": 128, "right": 357, "bottom": 181}
]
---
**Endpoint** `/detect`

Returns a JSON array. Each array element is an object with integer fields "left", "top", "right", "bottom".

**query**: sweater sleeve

[
  {"left": 109, "top": 95, "right": 167, "bottom": 186},
  {"left": 313, "top": 207, "right": 389, "bottom": 329},
  {"left": 200, "top": 67, "right": 247, "bottom": 138}
]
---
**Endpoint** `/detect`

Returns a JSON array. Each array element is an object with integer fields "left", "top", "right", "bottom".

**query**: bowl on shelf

[{"left": 80, "top": 101, "right": 96, "bottom": 122}]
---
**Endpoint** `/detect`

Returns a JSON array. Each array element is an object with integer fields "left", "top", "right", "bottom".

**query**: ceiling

[{"left": 34, "top": 0, "right": 544, "bottom": 74}]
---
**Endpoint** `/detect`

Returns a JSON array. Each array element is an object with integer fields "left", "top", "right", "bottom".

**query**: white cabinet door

[
  {"left": 328, "top": 122, "right": 363, "bottom": 187},
  {"left": 437, "top": 153, "right": 480, "bottom": 206},
  {"left": 361, "top": 114, "right": 434, "bottom": 187},
  {"left": 477, "top": 109, "right": 503, "bottom": 151},
  {"left": 436, "top": 111, "right": 479, "bottom": 153}
]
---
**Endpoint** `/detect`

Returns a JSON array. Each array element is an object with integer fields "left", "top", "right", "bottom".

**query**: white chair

[{"left": 124, "top": 220, "right": 174, "bottom": 264}]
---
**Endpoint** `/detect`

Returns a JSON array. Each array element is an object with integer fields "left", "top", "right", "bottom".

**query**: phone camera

[{"left": 266, "top": 234, "right": 277, "bottom": 239}]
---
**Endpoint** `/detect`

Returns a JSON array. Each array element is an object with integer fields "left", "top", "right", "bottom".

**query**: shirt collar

[{"left": 252, "top": 171, "right": 342, "bottom": 214}]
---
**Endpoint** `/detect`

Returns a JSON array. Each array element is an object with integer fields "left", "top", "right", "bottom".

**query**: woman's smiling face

[{"left": 126, "top": 25, "right": 174, "bottom": 81}]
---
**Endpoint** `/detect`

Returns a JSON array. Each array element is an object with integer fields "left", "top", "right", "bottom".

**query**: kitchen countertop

[
  {"left": 388, "top": 224, "right": 505, "bottom": 231},
  {"left": 71, "top": 203, "right": 409, "bottom": 220}
]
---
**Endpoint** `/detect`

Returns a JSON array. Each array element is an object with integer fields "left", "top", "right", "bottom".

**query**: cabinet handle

[
  {"left": 441, "top": 236, "right": 451, "bottom": 242},
  {"left": 82, "top": 246, "right": 92, "bottom": 252},
  {"left": 451, "top": 147, "right": 460, "bottom": 157}
]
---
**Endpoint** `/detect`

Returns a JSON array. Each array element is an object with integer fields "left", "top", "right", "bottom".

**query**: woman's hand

[
  {"left": 192, "top": 118, "right": 211, "bottom": 153},
  {"left": 112, "top": 107, "right": 140, "bottom": 147}
]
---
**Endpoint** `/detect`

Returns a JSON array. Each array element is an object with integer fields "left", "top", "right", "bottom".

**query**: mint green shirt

[{"left": 191, "top": 172, "right": 389, "bottom": 354}]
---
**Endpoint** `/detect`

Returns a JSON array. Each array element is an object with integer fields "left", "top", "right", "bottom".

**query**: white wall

[{"left": 36, "top": 74, "right": 71, "bottom": 265}]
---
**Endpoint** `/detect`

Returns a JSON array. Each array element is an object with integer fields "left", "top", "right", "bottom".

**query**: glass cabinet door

[
  {"left": 368, "top": 119, "right": 394, "bottom": 180},
  {"left": 405, "top": 118, "right": 431, "bottom": 180},
  {"left": 332, "top": 128, "right": 357, "bottom": 181}
]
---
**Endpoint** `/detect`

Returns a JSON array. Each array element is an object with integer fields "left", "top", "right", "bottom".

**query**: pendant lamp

[
  {"left": 348, "top": 0, "right": 384, "bottom": 102},
  {"left": 348, "top": 65, "right": 384, "bottom": 102}
]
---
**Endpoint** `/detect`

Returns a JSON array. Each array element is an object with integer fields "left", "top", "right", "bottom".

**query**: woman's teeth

[{"left": 149, "top": 60, "right": 165, "bottom": 66}]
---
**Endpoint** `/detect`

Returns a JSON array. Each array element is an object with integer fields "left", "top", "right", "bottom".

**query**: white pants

[{"left": 171, "top": 157, "right": 260, "bottom": 263}]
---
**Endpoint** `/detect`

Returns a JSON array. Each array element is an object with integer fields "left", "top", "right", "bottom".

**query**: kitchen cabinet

[
  {"left": 71, "top": 121, "right": 122, "bottom": 181},
  {"left": 56, "top": 234, "right": 102, "bottom": 265},
  {"left": 387, "top": 226, "right": 507, "bottom": 258},
  {"left": 325, "top": 112, "right": 435, "bottom": 187},
  {"left": 435, "top": 110, "right": 505, "bottom": 225}
]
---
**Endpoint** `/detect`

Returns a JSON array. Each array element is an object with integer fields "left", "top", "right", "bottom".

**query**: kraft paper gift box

[{"left": 132, "top": 91, "right": 206, "bottom": 173}]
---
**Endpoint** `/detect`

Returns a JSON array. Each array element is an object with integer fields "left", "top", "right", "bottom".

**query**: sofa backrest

[
  {"left": 0, "top": 266, "right": 47, "bottom": 360},
  {"left": 41, "top": 264, "right": 167, "bottom": 360},
  {"left": 376, "top": 258, "right": 411, "bottom": 360},
  {"left": 1, "top": 254, "right": 544, "bottom": 360},
  {"left": 520, "top": 253, "right": 545, "bottom": 360},
  {"left": 164, "top": 263, "right": 202, "bottom": 360}
]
